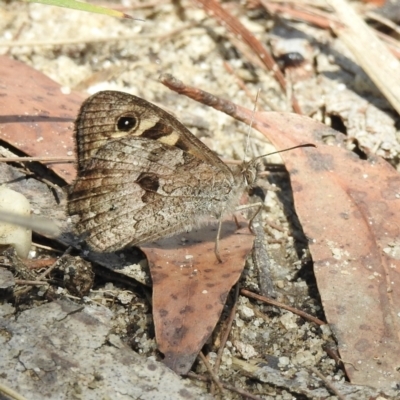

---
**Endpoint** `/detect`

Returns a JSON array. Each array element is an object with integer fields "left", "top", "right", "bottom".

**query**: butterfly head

[{"left": 241, "top": 159, "right": 259, "bottom": 188}]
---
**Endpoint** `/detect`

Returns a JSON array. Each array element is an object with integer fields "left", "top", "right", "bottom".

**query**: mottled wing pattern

[
  {"left": 68, "top": 137, "right": 236, "bottom": 252},
  {"left": 74, "top": 91, "right": 232, "bottom": 176}
]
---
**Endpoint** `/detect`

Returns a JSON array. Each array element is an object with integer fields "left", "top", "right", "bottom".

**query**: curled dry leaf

[{"left": 142, "top": 215, "right": 254, "bottom": 374}]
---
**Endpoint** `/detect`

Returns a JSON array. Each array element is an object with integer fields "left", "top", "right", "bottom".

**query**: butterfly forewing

[{"left": 74, "top": 91, "right": 232, "bottom": 175}]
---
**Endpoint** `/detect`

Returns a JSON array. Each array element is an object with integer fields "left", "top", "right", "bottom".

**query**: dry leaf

[
  {"left": 235, "top": 107, "right": 400, "bottom": 390},
  {"left": 161, "top": 75, "right": 400, "bottom": 389},
  {"left": 143, "top": 215, "right": 254, "bottom": 374},
  {"left": 0, "top": 55, "right": 81, "bottom": 183}
]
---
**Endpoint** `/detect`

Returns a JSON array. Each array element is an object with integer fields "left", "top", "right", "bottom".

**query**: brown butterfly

[{"left": 67, "top": 91, "right": 258, "bottom": 262}]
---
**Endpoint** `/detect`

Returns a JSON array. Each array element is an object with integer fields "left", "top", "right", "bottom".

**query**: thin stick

[
  {"left": 187, "top": 372, "right": 264, "bottom": 400},
  {"left": 38, "top": 247, "right": 72, "bottom": 280},
  {"left": 214, "top": 283, "right": 240, "bottom": 373},
  {"left": 310, "top": 367, "right": 346, "bottom": 400},
  {"left": 241, "top": 289, "right": 325, "bottom": 326},
  {"left": 199, "top": 352, "right": 224, "bottom": 393},
  {"left": 15, "top": 280, "right": 49, "bottom": 286},
  {"left": 367, "top": 11, "right": 400, "bottom": 38}
]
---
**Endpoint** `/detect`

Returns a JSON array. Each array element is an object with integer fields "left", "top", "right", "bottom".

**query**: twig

[
  {"left": 25, "top": 258, "right": 57, "bottom": 270},
  {"left": 199, "top": 352, "right": 224, "bottom": 393},
  {"left": 160, "top": 73, "right": 246, "bottom": 119},
  {"left": 15, "top": 279, "right": 49, "bottom": 286},
  {"left": 240, "top": 288, "right": 325, "bottom": 326},
  {"left": 367, "top": 11, "right": 400, "bottom": 38},
  {"left": 310, "top": 367, "right": 346, "bottom": 400},
  {"left": 31, "top": 242, "right": 64, "bottom": 253},
  {"left": 210, "top": 283, "right": 240, "bottom": 395},
  {"left": 187, "top": 372, "right": 264, "bottom": 400},
  {"left": 38, "top": 247, "right": 72, "bottom": 280}
]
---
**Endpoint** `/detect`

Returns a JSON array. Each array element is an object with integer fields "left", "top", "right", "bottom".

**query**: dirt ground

[{"left": 1, "top": 1, "right": 400, "bottom": 399}]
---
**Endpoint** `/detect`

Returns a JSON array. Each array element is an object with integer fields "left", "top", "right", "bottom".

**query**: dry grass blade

[
  {"left": 260, "top": 0, "right": 340, "bottom": 29},
  {"left": 0, "top": 210, "right": 60, "bottom": 237},
  {"left": 0, "top": 382, "right": 28, "bottom": 400},
  {"left": 0, "top": 157, "right": 73, "bottom": 163},
  {"left": 326, "top": 0, "right": 400, "bottom": 115},
  {"left": 192, "top": 0, "right": 301, "bottom": 113}
]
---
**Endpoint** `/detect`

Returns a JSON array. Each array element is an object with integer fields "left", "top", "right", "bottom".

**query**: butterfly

[{"left": 67, "top": 91, "right": 261, "bottom": 262}]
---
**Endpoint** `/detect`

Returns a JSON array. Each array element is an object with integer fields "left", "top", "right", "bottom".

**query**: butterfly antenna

[
  {"left": 243, "top": 88, "right": 261, "bottom": 162},
  {"left": 253, "top": 143, "right": 316, "bottom": 164}
]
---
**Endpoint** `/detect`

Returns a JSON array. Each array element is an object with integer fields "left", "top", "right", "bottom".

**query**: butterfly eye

[{"left": 117, "top": 115, "right": 138, "bottom": 132}]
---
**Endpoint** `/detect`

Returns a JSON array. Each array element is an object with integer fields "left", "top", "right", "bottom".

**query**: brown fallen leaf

[
  {"left": 161, "top": 74, "right": 400, "bottom": 390},
  {"left": 0, "top": 55, "right": 81, "bottom": 184},
  {"left": 142, "top": 215, "right": 254, "bottom": 375}
]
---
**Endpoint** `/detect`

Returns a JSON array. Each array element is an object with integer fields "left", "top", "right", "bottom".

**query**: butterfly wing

[
  {"left": 74, "top": 91, "right": 232, "bottom": 176},
  {"left": 68, "top": 137, "right": 237, "bottom": 252}
]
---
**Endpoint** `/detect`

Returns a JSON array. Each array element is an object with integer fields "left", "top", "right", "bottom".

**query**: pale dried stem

[
  {"left": 326, "top": 0, "right": 400, "bottom": 115},
  {"left": 0, "top": 157, "right": 73, "bottom": 163}
]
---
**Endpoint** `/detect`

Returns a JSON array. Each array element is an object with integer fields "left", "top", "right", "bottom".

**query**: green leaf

[{"left": 24, "top": 0, "right": 137, "bottom": 19}]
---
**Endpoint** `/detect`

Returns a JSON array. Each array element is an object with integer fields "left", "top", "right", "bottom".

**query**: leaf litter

[
  {"left": 1, "top": 0, "right": 400, "bottom": 399},
  {"left": 163, "top": 73, "right": 400, "bottom": 389}
]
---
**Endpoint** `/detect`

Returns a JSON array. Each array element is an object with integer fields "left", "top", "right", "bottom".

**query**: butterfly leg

[
  {"left": 234, "top": 203, "right": 263, "bottom": 234},
  {"left": 233, "top": 214, "right": 241, "bottom": 229},
  {"left": 214, "top": 203, "right": 263, "bottom": 263},
  {"left": 248, "top": 203, "right": 263, "bottom": 234},
  {"left": 214, "top": 218, "right": 223, "bottom": 263}
]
